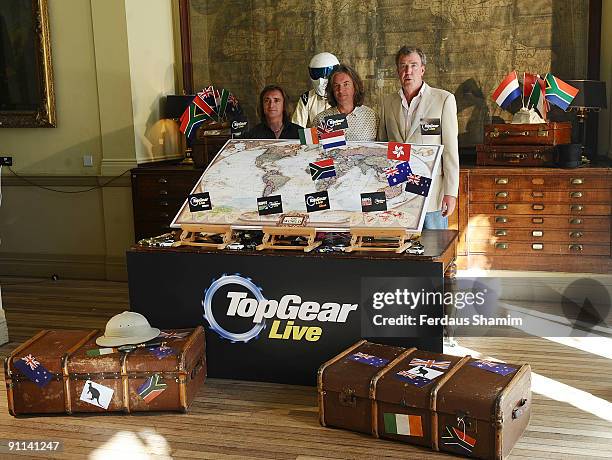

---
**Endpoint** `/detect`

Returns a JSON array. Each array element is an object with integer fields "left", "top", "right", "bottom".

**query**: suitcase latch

[
  {"left": 339, "top": 386, "right": 357, "bottom": 407},
  {"left": 456, "top": 411, "right": 475, "bottom": 431},
  {"left": 512, "top": 398, "right": 528, "bottom": 419}
]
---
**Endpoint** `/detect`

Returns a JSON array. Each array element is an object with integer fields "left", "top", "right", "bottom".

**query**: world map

[{"left": 172, "top": 139, "right": 443, "bottom": 231}]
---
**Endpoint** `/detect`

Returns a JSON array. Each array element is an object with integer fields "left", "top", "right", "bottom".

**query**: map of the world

[{"left": 171, "top": 140, "right": 443, "bottom": 232}]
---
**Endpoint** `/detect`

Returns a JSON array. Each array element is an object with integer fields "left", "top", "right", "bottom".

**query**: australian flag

[
  {"left": 470, "top": 359, "right": 517, "bottom": 376},
  {"left": 226, "top": 93, "right": 243, "bottom": 120},
  {"left": 14, "top": 354, "right": 53, "bottom": 388},
  {"left": 309, "top": 158, "right": 336, "bottom": 180},
  {"left": 394, "top": 369, "right": 431, "bottom": 388},
  {"left": 347, "top": 352, "right": 390, "bottom": 368},
  {"left": 385, "top": 161, "right": 412, "bottom": 187},
  {"left": 149, "top": 345, "right": 176, "bottom": 360},
  {"left": 404, "top": 174, "right": 432, "bottom": 197}
]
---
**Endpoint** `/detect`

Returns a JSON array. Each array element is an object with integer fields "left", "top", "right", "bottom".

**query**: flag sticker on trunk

[
  {"left": 80, "top": 380, "right": 114, "bottom": 410},
  {"left": 469, "top": 359, "right": 517, "bottom": 376},
  {"left": 383, "top": 413, "right": 423, "bottom": 437},
  {"left": 137, "top": 374, "right": 168, "bottom": 403},
  {"left": 441, "top": 425, "right": 477, "bottom": 455},
  {"left": 14, "top": 354, "right": 53, "bottom": 388}
]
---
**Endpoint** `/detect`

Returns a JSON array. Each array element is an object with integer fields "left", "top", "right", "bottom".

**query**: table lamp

[
  {"left": 566, "top": 80, "right": 607, "bottom": 160},
  {"left": 164, "top": 95, "right": 195, "bottom": 164}
]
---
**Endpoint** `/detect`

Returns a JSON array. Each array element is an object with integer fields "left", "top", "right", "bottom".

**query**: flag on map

[
  {"left": 522, "top": 72, "right": 538, "bottom": 107},
  {"left": 528, "top": 76, "right": 548, "bottom": 120},
  {"left": 299, "top": 127, "right": 319, "bottom": 145},
  {"left": 441, "top": 425, "right": 477, "bottom": 455},
  {"left": 347, "top": 352, "right": 390, "bottom": 368},
  {"left": 544, "top": 73, "right": 579, "bottom": 110},
  {"left": 137, "top": 373, "right": 167, "bottom": 403},
  {"left": 309, "top": 158, "right": 336, "bottom": 180},
  {"left": 14, "top": 354, "right": 53, "bottom": 388},
  {"left": 385, "top": 161, "right": 412, "bottom": 187},
  {"left": 383, "top": 413, "right": 424, "bottom": 437},
  {"left": 492, "top": 71, "right": 521, "bottom": 109},
  {"left": 319, "top": 130, "right": 346, "bottom": 150},
  {"left": 409, "top": 358, "right": 451, "bottom": 370},
  {"left": 404, "top": 173, "right": 432, "bottom": 197},
  {"left": 86, "top": 347, "right": 116, "bottom": 357},
  {"left": 387, "top": 142, "right": 411, "bottom": 161},
  {"left": 469, "top": 359, "right": 517, "bottom": 376}
]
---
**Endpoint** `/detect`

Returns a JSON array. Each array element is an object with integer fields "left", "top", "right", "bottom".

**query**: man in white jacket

[{"left": 291, "top": 52, "right": 339, "bottom": 128}]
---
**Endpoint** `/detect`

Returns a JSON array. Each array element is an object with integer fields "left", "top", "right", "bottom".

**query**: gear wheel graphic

[{"left": 202, "top": 274, "right": 266, "bottom": 342}]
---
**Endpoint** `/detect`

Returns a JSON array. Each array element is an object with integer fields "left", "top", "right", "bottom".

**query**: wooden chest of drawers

[
  {"left": 131, "top": 164, "right": 203, "bottom": 242},
  {"left": 460, "top": 165, "right": 611, "bottom": 273}
]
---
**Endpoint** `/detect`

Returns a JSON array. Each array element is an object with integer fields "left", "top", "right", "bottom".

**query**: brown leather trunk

[
  {"left": 5, "top": 327, "right": 206, "bottom": 415},
  {"left": 484, "top": 122, "right": 571, "bottom": 146},
  {"left": 476, "top": 144, "right": 557, "bottom": 167},
  {"left": 318, "top": 340, "right": 531, "bottom": 459}
]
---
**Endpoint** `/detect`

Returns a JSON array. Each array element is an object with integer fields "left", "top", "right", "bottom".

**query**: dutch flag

[
  {"left": 319, "top": 130, "right": 347, "bottom": 150},
  {"left": 492, "top": 71, "right": 521, "bottom": 109}
]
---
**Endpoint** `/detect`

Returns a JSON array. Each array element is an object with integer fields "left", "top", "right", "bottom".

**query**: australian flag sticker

[
  {"left": 309, "top": 158, "right": 336, "bottom": 180},
  {"left": 404, "top": 174, "right": 432, "bottom": 196},
  {"left": 347, "top": 352, "right": 390, "bottom": 368},
  {"left": 14, "top": 354, "right": 53, "bottom": 388}
]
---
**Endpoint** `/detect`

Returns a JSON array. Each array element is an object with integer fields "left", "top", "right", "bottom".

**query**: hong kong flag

[{"left": 387, "top": 142, "right": 411, "bottom": 161}]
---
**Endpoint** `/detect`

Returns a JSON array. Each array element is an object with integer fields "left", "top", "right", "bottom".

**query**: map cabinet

[{"left": 452, "top": 164, "right": 612, "bottom": 273}]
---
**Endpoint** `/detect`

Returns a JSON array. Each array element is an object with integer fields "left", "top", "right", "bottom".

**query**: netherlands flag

[
  {"left": 492, "top": 71, "right": 521, "bottom": 109},
  {"left": 319, "top": 130, "right": 347, "bottom": 150}
]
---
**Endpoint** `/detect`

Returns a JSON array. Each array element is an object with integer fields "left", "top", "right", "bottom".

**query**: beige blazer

[{"left": 378, "top": 83, "right": 460, "bottom": 212}]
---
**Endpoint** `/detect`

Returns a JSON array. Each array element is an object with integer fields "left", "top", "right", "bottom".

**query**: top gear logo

[
  {"left": 202, "top": 274, "right": 266, "bottom": 343},
  {"left": 202, "top": 274, "right": 358, "bottom": 343}
]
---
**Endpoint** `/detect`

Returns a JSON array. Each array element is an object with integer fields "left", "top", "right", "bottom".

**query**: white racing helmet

[{"left": 309, "top": 52, "right": 340, "bottom": 97}]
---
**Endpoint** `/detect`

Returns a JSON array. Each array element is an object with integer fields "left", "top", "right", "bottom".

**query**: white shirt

[{"left": 399, "top": 83, "right": 428, "bottom": 134}]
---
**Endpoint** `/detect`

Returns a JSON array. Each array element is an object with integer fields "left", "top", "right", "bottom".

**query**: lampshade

[
  {"left": 566, "top": 80, "right": 607, "bottom": 110},
  {"left": 163, "top": 95, "right": 195, "bottom": 119}
]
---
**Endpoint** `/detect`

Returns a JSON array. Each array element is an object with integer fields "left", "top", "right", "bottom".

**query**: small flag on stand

[
  {"left": 299, "top": 127, "right": 319, "bottom": 145},
  {"left": 492, "top": 71, "right": 521, "bottom": 109},
  {"left": 179, "top": 101, "right": 211, "bottom": 139},
  {"left": 522, "top": 72, "right": 537, "bottom": 107},
  {"left": 319, "top": 130, "right": 346, "bottom": 150},
  {"left": 544, "top": 73, "right": 579, "bottom": 111},
  {"left": 309, "top": 158, "right": 336, "bottom": 180},
  {"left": 528, "top": 76, "right": 549, "bottom": 120},
  {"left": 387, "top": 142, "right": 411, "bottom": 161}
]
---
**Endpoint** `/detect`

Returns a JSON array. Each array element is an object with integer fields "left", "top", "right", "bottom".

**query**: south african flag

[{"left": 137, "top": 373, "right": 167, "bottom": 403}]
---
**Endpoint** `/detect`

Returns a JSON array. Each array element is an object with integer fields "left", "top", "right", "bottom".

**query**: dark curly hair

[{"left": 325, "top": 64, "right": 365, "bottom": 108}]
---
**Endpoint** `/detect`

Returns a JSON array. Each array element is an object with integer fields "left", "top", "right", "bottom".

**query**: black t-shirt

[{"left": 244, "top": 121, "right": 300, "bottom": 140}]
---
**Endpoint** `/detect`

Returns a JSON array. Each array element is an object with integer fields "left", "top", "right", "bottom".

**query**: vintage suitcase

[
  {"left": 484, "top": 122, "right": 571, "bottom": 146},
  {"left": 318, "top": 340, "right": 531, "bottom": 459},
  {"left": 5, "top": 326, "right": 206, "bottom": 415},
  {"left": 476, "top": 144, "right": 557, "bottom": 167}
]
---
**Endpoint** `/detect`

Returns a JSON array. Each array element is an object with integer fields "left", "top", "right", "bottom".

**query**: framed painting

[{"left": 0, "top": 0, "right": 55, "bottom": 128}]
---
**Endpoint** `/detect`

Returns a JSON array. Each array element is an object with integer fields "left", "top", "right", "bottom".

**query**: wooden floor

[{"left": 0, "top": 277, "right": 611, "bottom": 459}]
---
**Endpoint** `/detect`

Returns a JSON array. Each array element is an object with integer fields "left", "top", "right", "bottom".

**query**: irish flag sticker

[{"left": 383, "top": 413, "right": 424, "bottom": 437}]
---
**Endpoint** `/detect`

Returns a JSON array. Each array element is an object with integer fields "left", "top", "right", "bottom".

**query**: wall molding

[
  {"left": 2, "top": 174, "right": 131, "bottom": 187},
  {"left": 101, "top": 158, "right": 138, "bottom": 177}
]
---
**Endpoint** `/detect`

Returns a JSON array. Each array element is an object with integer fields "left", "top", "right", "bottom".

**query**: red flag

[
  {"left": 387, "top": 142, "right": 411, "bottom": 161},
  {"left": 522, "top": 72, "right": 537, "bottom": 107}
]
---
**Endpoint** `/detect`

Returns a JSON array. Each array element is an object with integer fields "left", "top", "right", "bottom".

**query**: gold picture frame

[{"left": 0, "top": 0, "right": 56, "bottom": 128}]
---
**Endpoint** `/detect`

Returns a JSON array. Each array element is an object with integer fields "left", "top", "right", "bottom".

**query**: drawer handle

[
  {"left": 569, "top": 218, "right": 583, "bottom": 225},
  {"left": 159, "top": 190, "right": 169, "bottom": 196},
  {"left": 532, "top": 243, "right": 543, "bottom": 250},
  {"left": 158, "top": 178, "right": 168, "bottom": 184},
  {"left": 569, "top": 231, "right": 583, "bottom": 238},
  {"left": 495, "top": 230, "right": 507, "bottom": 236},
  {"left": 570, "top": 178, "right": 584, "bottom": 185},
  {"left": 160, "top": 201, "right": 169, "bottom": 207},
  {"left": 160, "top": 212, "right": 169, "bottom": 218},
  {"left": 532, "top": 217, "right": 544, "bottom": 224},
  {"left": 495, "top": 217, "right": 508, "bottom": 223},
  {"left": 495, "top": 243, "right": 508, "bottom": 250},
  {"left": 532, "top": 204, "right": 545, "bottom": 211},
  {"left": 532, "top": 178, "right": 544, "bottom": 185},
  {"left": 569, "top": 244, "right": 583, "bottom": 252},
  {"left": 570, "top": 205, "right": 584, "bottom": 212},
  {"left": 569, "top": 191, "right": 582, "bottom": 198},
  {"left": 495, "top": 191, "right": 508, "bottom": 198},
  {"left": 532, "top": 191, "right": 544, "bottom": 198},
  {"left": 532, "top": 230, "right": 543, "bottom": 237},
  {"left": 495, "top": 177, "right": 509, "bottom": 185},
  {"left": 495, "top": 204, "right": 508, "bottom": 210}
]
